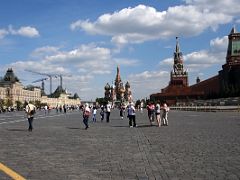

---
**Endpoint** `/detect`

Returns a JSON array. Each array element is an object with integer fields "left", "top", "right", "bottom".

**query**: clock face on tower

[{"left": 175, "top": 63, "right": 182, "bottom": 70}]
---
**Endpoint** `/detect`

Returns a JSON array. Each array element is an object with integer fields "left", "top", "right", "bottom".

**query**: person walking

[
  {"left": 119, "top": 104, "right": 125, "bottom": 120},
  {"left": 147, "top": 102, "right": 155, "bottom": 126},
  {"left": 128, "top": 102, "right": 136, "bottom": 128},
  {"left": 105, "top": 102, "right": 111, "bottom": 123},
  {"left": 44, "top": 105, "right": 48, "bottom": 115},
  {"left": 63, "top": 104, "right": 67, "bottom": 113},
  {"left": 25, "top": 102, "right": 36, "bottom": 132},
  {"left": 162, "top": 103, "right": 169, "bottom": 126},
  {"left": 83, "top": 103, "right": 91, "bottom": 130},
  {"left": 92, "top": 106, "right": 97, "bottom": 123},
  {"left": 100, "top": 105, "right": 104, "bottom": 122},
  {"left": 155, "top": 103, "right": 161, "bottom": 127}
]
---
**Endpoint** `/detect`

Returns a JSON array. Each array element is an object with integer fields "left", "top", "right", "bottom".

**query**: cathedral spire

[{"left": 115, "top": 65, "right": 121, "bottom": 85}]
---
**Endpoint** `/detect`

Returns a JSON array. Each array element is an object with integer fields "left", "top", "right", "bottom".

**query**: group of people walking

[
  {"left": 81, "top": 101, "right": 169, "bottom": 130},
  {"left": 24, "top": 101, "right": 169, "bottom": 131},
  {"left": 146, "top": 102, "right": 169, "bottom": 127}
]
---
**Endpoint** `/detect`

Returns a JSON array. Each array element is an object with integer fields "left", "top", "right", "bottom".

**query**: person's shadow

[{"left": 6, "top": 128, "right": 26, "bottom": 132}]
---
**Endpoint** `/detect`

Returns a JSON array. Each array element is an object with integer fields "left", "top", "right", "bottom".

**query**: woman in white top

[
  {"left": 155, "top": 104, "right": 161, "bottom": 127},
  {"left": 162, "top": 103, "right": 169, "bottom": 126}
]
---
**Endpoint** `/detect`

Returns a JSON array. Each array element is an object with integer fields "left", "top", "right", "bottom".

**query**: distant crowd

[
  {"left": 6, "top": 101, "right": 170, "bottom": 131},
  {"left": 81, "top": 101, "right": 170, "bottom": 130}
]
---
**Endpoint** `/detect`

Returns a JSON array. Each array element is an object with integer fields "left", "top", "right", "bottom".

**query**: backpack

[
  {"left": 84, "top": 110, "right": 90, "bottom": 117},
  {"left": 29, "top": 109, "right": 36, "bottom": 115}
]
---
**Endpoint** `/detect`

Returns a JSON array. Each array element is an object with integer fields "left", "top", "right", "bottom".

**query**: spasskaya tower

[{"left": 170, "top": 37, "right": 188, "bottom": 87}]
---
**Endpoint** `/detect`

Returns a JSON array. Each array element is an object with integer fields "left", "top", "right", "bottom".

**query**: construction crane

[
  {"left": 32, "top": 77, "right": 48, "bottom": 92},
  {"left": 25, "top": 69, "right": 57, "bottom": 95},
  {"left": 55, "top": 74, "right": 72, "bottom": 89}
]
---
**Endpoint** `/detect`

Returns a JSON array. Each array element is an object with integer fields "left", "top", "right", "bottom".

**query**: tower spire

[
  {"left": 230, "top": 25, "right": 237, "bottom": 34},
  {"left": 176, "top": 37, "right": 180, "bottom": 53}
]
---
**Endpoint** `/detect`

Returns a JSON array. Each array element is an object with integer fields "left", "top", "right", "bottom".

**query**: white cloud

[
  {"left": 184, "top": 0, "right": 240, "bottom": 15},
  {"left": 31, "top": 46, "right": 60, "bottom": 59},
  {"left": 17, "top": 26, "right": 39, "bottom": 37},
  {"left": 128, "top": 70, "right": 169, "bottom": 99},
  {"left": 210, "top": 36, "right": 228, "bottom": 52},
  {"left": 8, "top": 25, "right": 39, "bottom": 38},
  {"left": 71, "top": 3, "right": 234, "bottom": 46},
  {"left": 10, "top": 44, "right": 116, "bottom": 76},
  {"left": 0, "top": 29, "right": 8, "bottom": 39},
  {"left": 114, "top": 58, "right": 139, "bottom": 66},
  {"left": 6, "top": 43, "right": 122, "bottom": 100},
  {"left": 0, "top": 25, "right": 39, "bottom": 39}
]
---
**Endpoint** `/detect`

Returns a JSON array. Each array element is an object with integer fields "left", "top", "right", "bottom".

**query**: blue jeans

[
  {"left": 93, "top": 114, "right": 96, "bottom": 122},
  {"left": 83, "top": 116, "right": 89, "bottom": 129},
  {"left": 28, "top": 117, "right": 34, "bottom": 131}
]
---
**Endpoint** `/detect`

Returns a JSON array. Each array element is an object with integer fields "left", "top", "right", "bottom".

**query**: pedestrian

[
  {"left": 147, "top": 102, "right": 155, "bottom": 126},
  {"left": 25, "top": 102, "right": 36, "bottom": 132},
  {"left": 155, "top": 103, "right": 161, "bottom": 127},
  {"left": 63, "top": 104, "right": 67, "bottom": 113},
  {"left": 83, "top": 103, "right": 91, "bottom": 130},
  {"left": 162, "top": 103, "right": 169, "bottom": 126},
  {"left": 100, "top": 105, "right": 104, "bottom": 122},
  {"left": 119, "top": 104, "right": 124, "bottom": 120},
  {"left": 105, "top": 102, "right": 111, "bottom": 123},
  {"left": 44, "top": 105, "right": 48, "bottom": 115},
  {"left": 128, "top": 102, "right": 136, "bottom": 127},
  {"left": 140, "top": 101, "right": 144, "bottom": 113},
  {"left": 92, "top": 106, "right": 97, "bottom": 122}
]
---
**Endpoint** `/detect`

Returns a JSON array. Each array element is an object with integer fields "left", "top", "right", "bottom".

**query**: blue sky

[{"left": 0, "top": 0, "right": 240, "bottom": 101}]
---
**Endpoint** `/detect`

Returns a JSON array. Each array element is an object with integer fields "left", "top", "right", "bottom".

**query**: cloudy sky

[{"left": 0, "top": 0, "right": 239, "bottom": 101}]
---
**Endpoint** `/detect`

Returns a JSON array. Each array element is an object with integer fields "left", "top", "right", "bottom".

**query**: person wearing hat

[
  {"left": 25, "top": 102, "right": 36, "bottom": 131},
  {"left": 83, "top": 103, "right": 91, "bottom": 129}
]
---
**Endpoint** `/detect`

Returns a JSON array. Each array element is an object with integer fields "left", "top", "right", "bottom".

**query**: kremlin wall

[{"left": 150, "top": 27, "right": 240, "bottom": 105}]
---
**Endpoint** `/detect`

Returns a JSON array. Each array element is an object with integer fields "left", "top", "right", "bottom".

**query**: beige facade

[
  {"left": 0, "top": 68, "right": 81, "bottom": 107},
  {"left": 41, "top": 94, "right": 80, "bottom": 108},
  {"left": 0, "top": 82, "right": 41, "bottom": 104}
]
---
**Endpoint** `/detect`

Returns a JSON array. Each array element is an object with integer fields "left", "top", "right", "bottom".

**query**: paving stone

[{"left": 0, "top": 110, "right": 239, "bottom": 179}]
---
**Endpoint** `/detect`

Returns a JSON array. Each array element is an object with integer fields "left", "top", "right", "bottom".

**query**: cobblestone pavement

[{"left": 0, "top": 109, "right": 240, "bottom": 180}]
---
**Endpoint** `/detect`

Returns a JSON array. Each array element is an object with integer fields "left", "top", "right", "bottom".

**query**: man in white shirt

[
  {"left": 25, "top": 102, "right": 36, "bottom": 131},
  {"left": 105, "top": 102, "right": 111, "bottom": 123},
  {"left": 128, "top": 102, "right": 136, "bottom": 127}
]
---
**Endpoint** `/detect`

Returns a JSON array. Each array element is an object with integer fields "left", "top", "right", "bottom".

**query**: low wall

[{"left": 170, "top": 106, "right": 240, "bottom": 112}]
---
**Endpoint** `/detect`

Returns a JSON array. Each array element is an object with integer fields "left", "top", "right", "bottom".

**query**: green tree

[
  {"left": 15, "top": 100, "right": 22, "bottom": 111},
  {"left": 34, "top": 100, "right": 42, "bottom": 109},
  {"left": 5, "top": 99, "right": 13, "bottom": 107},
  {"left": 0, "top": 99, "right": 4, "bottom": 110},
  {"left": 135, "top": 99, "right": 141, "bottom": 108},
  {"left": 96, "top": 97, "right": 107, "bottom": 105}
]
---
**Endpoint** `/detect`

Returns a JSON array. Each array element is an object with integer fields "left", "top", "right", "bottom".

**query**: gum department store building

[{"left": 0, "top": 68, "right": 80, "bottom": 108}]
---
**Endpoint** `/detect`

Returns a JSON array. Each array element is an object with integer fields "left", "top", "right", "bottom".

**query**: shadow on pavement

[
  {"left": 66, "top": 127, "right": 81, "bottom": 130},
  {"left": 6, "top": 128, "right": 26, "bottom": 132}
]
